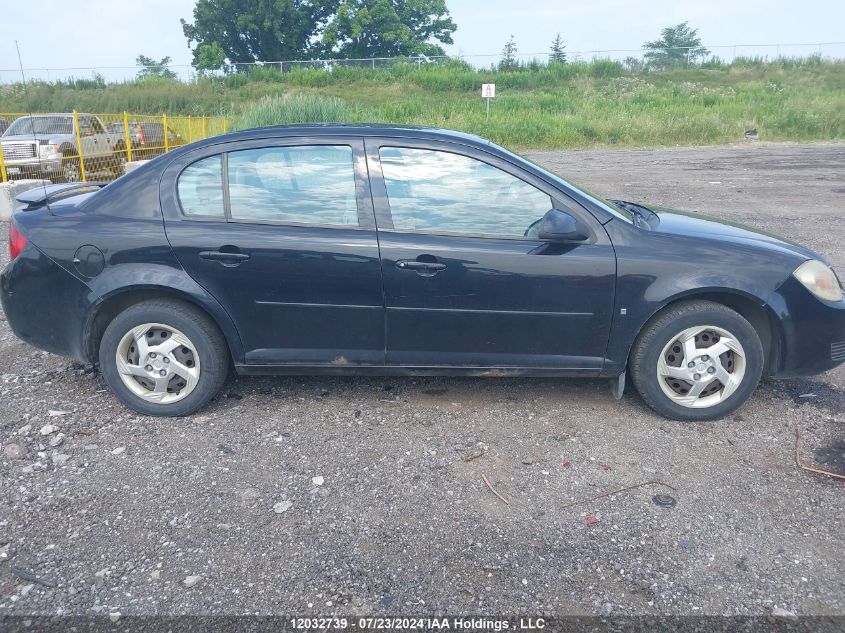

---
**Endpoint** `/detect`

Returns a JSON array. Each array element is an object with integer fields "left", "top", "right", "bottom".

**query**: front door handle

[
  {"left": 395, "top": 259, "right": 447, "bottom": 275},
  {"left": 199, "top": 249, "right": 251, "bottom": 265}
]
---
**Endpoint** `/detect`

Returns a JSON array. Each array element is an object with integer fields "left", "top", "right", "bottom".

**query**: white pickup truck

[{"left": 0, "top": 113, "right": 126, "bottom": 182}]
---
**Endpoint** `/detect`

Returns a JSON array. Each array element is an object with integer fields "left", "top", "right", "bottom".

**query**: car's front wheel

[
  {"left": 630, "top": 300, "right": 764, "bottom": 421},
  {"left": 98, "top": 299, "right": 229, "bottom": 416},
  {"left": 60, "top": 154, "right": 81, "bottom": 183}
]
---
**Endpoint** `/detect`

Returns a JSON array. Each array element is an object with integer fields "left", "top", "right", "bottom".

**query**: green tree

[
  {"left": 643, "top": 22, "right": 709, "bottom": 68},
  {"left": 195, "top": 42, "right": 227, "bottom": 73},
  {"left": 322, "top": 0, "right": 456, "bottom": 58},
  {"left": 549, "top": 34, "right": 567, "bottom": 64},
  {"left": 499, "top": 35, "right": 517, "bottom": 71},
  {"left": 136, "top": 55, "right": 178, "bottom": 80},
  {"left": 623, "top": 56, "right": 643, "bottom": 73},
  {"left": 181, "top": 0, "right": 337, "bottom": 67}
]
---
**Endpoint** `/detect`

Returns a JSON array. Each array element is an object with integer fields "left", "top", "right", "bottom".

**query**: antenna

[{"left": 14, "top": 40, "right": 51, "bottom": 205}]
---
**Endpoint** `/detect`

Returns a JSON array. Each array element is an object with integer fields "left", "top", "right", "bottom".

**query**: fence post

[
  {"left": 72, "top": 110, "right": 87, "bottom": 183},
  {"left": 163, "top": 114, "right": 170, "bottom": 153},
  {"left": 123, "top": 111, "right": 132, "bottom": 162},
  {"left": 187, "top": 115, "right": 192, "bottom": 143},
  {"left": 202, "top": 115, "right": 207, "bottom": 139},
  {"left": 0, "top": 144, "right": 7, "bottom": 183},
  {"left": 223, "top": 118, "right": 229, "bottom": 134}
]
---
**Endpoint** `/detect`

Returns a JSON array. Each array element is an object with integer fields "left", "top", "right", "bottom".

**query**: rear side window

[
  {"left": 227, "top": 145, "right": 357, "bottom": 225},
  {"left": 177, "top": 155, "right": 225, "bottom": 217}
]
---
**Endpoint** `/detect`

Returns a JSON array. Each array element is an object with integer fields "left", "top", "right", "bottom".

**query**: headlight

[
  {"left": 793, "top": 260, "right": 844, "bottom": 302},
  {"left": 38, "top": 143, "right": 60, "bottom": 156}
]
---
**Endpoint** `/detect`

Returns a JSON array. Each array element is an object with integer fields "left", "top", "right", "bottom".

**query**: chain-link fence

[
  {"left": 0, "top": 112, "right": 229, "bottom": 184},
  {"left": 2, "top": 42, "right": 843, "bottom": 84}
]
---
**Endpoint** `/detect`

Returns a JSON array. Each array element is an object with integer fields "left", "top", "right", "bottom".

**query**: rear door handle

[{"left": 199, "top": 250, "right": 251, "bottom": 264}]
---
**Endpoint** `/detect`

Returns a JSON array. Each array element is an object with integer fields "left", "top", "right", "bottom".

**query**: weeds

[{"left": 1, "top": 57, "right": 843, "bottom": 149}]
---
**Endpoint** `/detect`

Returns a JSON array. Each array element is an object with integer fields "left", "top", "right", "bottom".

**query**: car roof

[
  {"left": 88, "top": 123, "right": 621, "bottom": 225},
  {"left": 177, "top": 124, "right": 496, "bottom": 153},
  {"left": 16, "top": 113, "right": 85, "bottom": 118}
]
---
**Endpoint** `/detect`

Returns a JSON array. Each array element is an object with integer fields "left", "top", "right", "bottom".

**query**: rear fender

[{"left": 83, "top": 264, "right": 245, "bottom": 365}]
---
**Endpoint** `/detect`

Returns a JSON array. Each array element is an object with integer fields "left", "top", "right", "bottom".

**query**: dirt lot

[{"left": 1, "top": 142, "right": 843, "bottom": 620}]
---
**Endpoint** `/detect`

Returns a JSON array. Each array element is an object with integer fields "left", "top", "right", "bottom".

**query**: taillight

[{"left": 9, "top": 221, "right": 28, "bottom": 261}]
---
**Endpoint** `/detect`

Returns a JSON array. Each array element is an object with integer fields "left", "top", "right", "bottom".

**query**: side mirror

[{"left": 538, "top": 208, "right": 588, "bottom": 242}]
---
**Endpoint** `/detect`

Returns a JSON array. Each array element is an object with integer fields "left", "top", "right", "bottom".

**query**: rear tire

[
  {"left": 629, "top": 300, "right": 763, "bottom": 421},
  {"left": 111, "top": 145, "right": 127, "bottom": 177},
  {"left": 98, "top": 299, "right": 229, "bottom": 416},
  {"left": 109, "top": 150, "right": 126, "bottom": 178}
]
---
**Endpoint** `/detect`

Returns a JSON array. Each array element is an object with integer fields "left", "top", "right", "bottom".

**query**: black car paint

[{"left": 2, "top": 125, "right": 844, "bottom": 381}]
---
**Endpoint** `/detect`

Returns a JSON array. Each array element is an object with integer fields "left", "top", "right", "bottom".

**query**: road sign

[{"left": 481, "top": 84, "right": 496, "bottom": 120}]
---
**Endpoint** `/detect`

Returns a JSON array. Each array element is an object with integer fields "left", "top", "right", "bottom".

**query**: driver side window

[{"left": 378, "top": 147, "right": 553, "bottom": 238}]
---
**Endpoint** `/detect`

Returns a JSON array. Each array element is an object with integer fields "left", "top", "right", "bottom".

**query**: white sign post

[{"left": 481, "top": 83, "right": 496, "bottom": 120}]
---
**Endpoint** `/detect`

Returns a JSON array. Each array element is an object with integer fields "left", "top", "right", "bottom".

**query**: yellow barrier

[
  {"left": 0, "top": 142, "right": 6, "bottom": 183},
  {"left": 0, "top": 112, "right": 229, "bottom": 184}
]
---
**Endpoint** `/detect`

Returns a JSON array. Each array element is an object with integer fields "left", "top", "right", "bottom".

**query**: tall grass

[
  {"left": 235, "top": 94, "right": 364, "bottom": 128},
  {"left": 2, "top": 58, "right": 844, "bottom": 148}
]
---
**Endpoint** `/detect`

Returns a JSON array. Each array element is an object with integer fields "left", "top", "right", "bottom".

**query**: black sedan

[{"left": 2, "top": 126, "right": 844, "bottom": 420}]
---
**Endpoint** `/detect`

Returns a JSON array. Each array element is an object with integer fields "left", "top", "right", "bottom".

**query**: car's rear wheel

[
  {"left": 629, "top": 301, "right": 763, "bottom": 421},
  {"left": 99, "top": 300, "right": 228, "bottom": 416},
  {"left": 111, "top": 145, "right": 127, "bottom": 177}
]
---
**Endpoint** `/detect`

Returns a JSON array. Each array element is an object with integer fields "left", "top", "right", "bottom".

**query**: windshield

[
  {"left": 505, "top": 149, "right": 635, "bottom": 223},
  {"left": 4, "top": 116, "right": 74, "bottom": 136}
]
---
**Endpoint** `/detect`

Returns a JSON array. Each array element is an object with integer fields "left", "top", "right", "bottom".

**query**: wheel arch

[
  {"left": 627, "top": 288, "right": 784, "bottom": 376},
  {"left": 83, "top": 285, "right": 243, "bottom": 367}
]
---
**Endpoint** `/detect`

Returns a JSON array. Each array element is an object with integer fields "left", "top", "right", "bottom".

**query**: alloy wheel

[
  {"left": 115, "top": 322, "right": 201, "bottom": 404},
  {"left": 62, "top": 159, "right": 80, "bottom": 182},
  {"left": 656, "top": 325, "right": 747, "bottom": 408},
  {"left": 113, "top": 154, "right": 127, "bottom": 173}
]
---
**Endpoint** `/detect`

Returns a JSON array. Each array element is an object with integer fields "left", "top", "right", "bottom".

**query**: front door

[
  {"left": 79, "top": 115, "right": 109, "bottom": 159},
  {"left": 161, "top": 137, "right": 385, "bottom": 366},
  {"left": 365, "top": 140, "right": 616, "bottom": 372}
]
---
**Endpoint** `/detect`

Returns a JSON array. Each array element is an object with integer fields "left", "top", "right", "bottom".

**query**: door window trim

[
  {"left": 363, "top": 137, "right": 598, "bottom": 242},
  {"left": 162, "top": 136, "right": 377, "bottom": 230}
]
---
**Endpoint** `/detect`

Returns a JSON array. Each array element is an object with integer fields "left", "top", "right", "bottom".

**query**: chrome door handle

[
  {"left": 395, "top": 259, "right": 447, "bottom": 274},
  {"left": 199, "top": 250, "right": 250, "bottom": 263},
  {"left": 396, "top": 260, "right": 446, "bottom": 271}
]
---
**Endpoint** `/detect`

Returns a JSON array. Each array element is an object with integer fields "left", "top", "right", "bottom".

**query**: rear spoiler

[{"left": 15, "top": 182, "right": 108, "bottom": 210}]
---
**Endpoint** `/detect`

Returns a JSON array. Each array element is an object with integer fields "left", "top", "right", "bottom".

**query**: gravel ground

[{"left": 0, "top": 142, "right": 843, "bottom": 620}]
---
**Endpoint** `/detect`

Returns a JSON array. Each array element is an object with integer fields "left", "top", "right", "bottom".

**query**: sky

[{"left": 1, "top": 0, "right": 844, "bottom": 82}]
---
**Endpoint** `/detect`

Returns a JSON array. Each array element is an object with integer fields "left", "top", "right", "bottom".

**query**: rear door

[
  {"left": 160, "top": 136, "right": 385, "bottom": 366},
  {"left": 365, "top": 138, "right": 616, "bottom": 371}
]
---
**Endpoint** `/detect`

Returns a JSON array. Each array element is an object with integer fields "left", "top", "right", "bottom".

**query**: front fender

[{"left": 602, "top": 220, "right": 800, "bottom": 375}]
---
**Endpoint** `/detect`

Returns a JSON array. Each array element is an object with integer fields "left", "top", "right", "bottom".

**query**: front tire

[
  {"left": 60, "top": 154, "right": 81, "bottom": 183},
  {"left": 98, "top": 299, "right": 229, "bottom": 416},
  {"left": 630, "top": 301, "right": 763, "bottom": 421}
]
